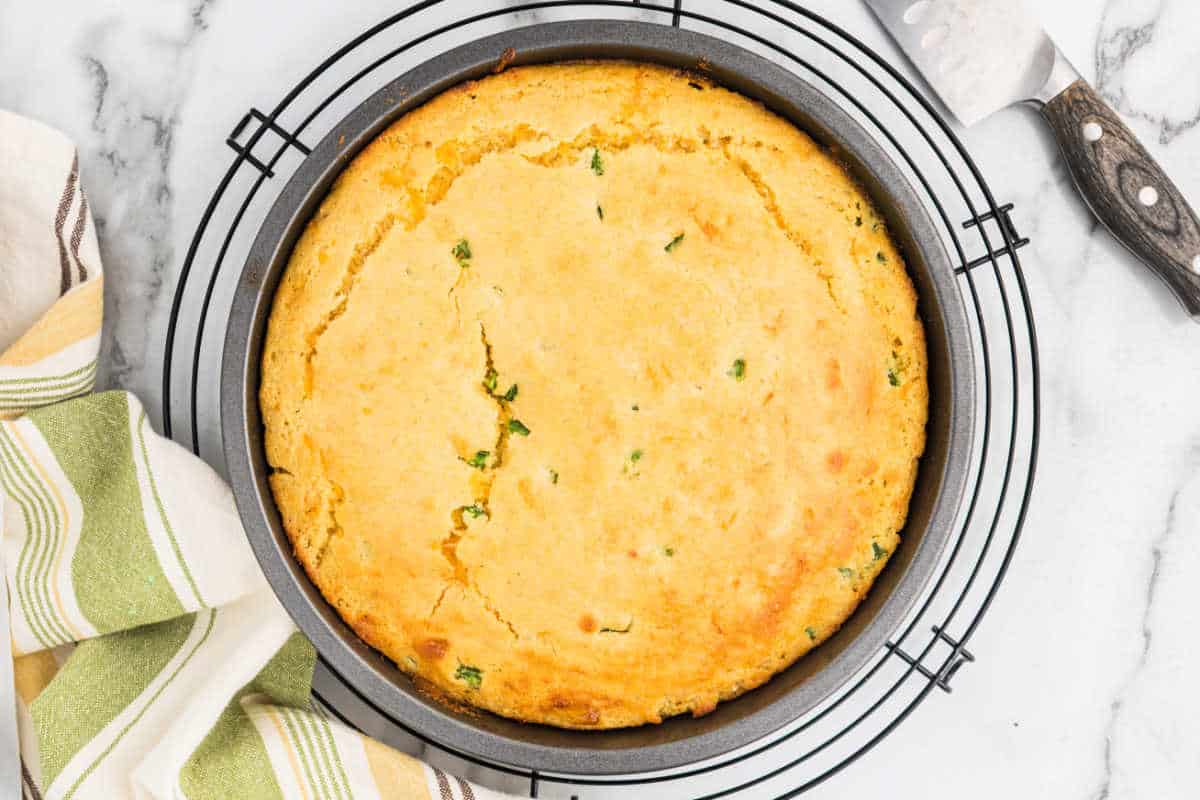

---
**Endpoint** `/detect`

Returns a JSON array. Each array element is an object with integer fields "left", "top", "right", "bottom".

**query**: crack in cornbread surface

[{"left": 260, "top": 61, "right": 928, "bottom": 729}]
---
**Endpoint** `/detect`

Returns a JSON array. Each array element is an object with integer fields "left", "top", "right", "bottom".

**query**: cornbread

[{"left": 260, "top": 61, "right": 928, "bottom": 729}]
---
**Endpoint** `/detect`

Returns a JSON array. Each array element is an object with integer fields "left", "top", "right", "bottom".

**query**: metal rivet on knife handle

[{"left": 1042, "top": 79, "right": 1200, "bottom": 319}]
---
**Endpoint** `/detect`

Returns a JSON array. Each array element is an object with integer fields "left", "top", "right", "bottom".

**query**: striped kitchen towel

[{"left": 1, "top": 112, "right": 513, "bottom": 799}]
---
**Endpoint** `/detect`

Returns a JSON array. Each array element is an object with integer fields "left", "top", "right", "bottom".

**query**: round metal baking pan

[{"left": 222, "top": 19, "right": 975, "bottom": 775}]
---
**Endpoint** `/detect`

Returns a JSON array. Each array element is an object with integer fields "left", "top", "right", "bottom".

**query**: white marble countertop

[{"left": 3, "top": 1, "right": 1199, "bottom": 797}]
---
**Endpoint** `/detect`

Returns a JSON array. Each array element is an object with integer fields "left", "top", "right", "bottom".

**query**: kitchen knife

[{"left": 866, "top": 0, "right": 1200, "bottom": 319}]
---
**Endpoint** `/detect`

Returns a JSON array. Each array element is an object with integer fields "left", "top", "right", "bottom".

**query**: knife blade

[
  {"left": 866, "top": 0, "right": 1200, "bottom": 320},
  {"left": 864, "top": 0, "right": 1069, "bottom": 127}
]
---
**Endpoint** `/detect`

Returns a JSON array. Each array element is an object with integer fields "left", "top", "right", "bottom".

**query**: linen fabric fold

[{"left": 0, "top": 110, "right": 511, "bottom": 800}]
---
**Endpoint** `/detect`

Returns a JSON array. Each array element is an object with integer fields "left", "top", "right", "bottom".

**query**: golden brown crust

[{"left": 260, "top": 61, "right": 928, "bottom": 729}]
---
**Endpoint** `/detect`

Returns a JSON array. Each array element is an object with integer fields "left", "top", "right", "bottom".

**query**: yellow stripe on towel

[
  {"left": 13, "top": 650, "right": 60, "bottom": 705},
  {"left": 0, "top": 277, "right": 102, "bottom": 368},
  {"left": 362, "top": 736, "right": 433, "bottom": 800}
]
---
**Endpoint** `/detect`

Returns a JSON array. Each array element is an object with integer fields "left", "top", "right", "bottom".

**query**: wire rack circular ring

[{"left": 160, "top": 1, "right": 1041, "bottom": 797}]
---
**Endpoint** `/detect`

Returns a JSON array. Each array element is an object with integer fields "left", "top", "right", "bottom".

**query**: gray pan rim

[{"left": 222, "top": 19, "right": 975, "bottom": 776}]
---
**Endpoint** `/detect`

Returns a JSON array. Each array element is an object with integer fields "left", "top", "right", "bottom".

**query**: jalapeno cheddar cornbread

[{"left": 260, "top": 61, "right": 927, "bottom": 729}]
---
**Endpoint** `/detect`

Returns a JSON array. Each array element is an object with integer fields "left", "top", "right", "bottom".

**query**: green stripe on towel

[
  {"left": 0, "top": 424, "right": 73, "bottom": 646},
  {"left": 0, "top": 428, "right": 59, "bottom": 649},
  {"left": 312, "top": 702, "right": 353, "bottom": 800},
  {"left": 134, "top": 409, "right": 204, "bottom": 608},
  {"left": 0, "top": 362, "right": 97, "bottom": 407},
  {"left": 282, "top": 705, "right": 328, "bottom": 798},
  {"left": 27, "top": 392, "right": 184, "bottom": 632},
  {"left": 179, "top": 633, "right": 314, "bottom": 800},
  {"left": 0, "top": 359, "right": 97, "bottom": 387},
  {"left": 60, "top": 611, "right": 218, "bottom": 799},
  {"left": 31, "top": 612, "right": 198, "bottom": 787}
]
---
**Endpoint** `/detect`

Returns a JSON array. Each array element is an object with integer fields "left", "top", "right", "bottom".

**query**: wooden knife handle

[{"left": 1041, "top": 79, "right": 1200, "bottom": 319}]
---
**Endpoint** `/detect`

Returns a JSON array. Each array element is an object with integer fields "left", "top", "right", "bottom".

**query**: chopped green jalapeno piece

[
  {"left": 590, "top": 148, "right": 604, "bottom": 175},
  {"left": 452, "top": 239, "right": 472, "bottom": 267},
  {"left": 623, "top": 449, "right": 643, "bottom": 477},
  {"left": 508, "top": 419, "right": 531, "bottom": 436},
  {"left": 455, "top": 664, "right": 483, "bottom": 688},
  {"left": 887, "top": 350, "right": 907, "bottom": 387},
  {"left": 665, "top": 233, "right": 685, "bottom": 252},
  {"left": 728, "top": 359, "right": 746, "bottom": 381}
]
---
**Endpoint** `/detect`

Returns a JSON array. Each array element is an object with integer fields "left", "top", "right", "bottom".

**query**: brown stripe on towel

[
  {"left": 433, "top": 766, "right": 454, "bottom": 800},
  {"left": 455, "top": 776, "right": 476, "bottom": 800},
  {"left": 69, "top": 190, "right": 89, "bottom": 284},
  {"left": 21, "top": 759, "right": 43, "bottom": 800},
  {"left": 54, "top": 154, "right": 80, "bottom": 295}
]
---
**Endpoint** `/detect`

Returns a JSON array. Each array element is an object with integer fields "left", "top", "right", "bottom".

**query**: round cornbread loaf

[{"left": 260, "top": 61, "right": 928, "bottom": 729}]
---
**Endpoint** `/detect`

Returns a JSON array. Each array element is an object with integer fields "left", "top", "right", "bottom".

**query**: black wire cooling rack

[{"left": 160, "top": 1, "right": 1041, "bottom": 796}]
